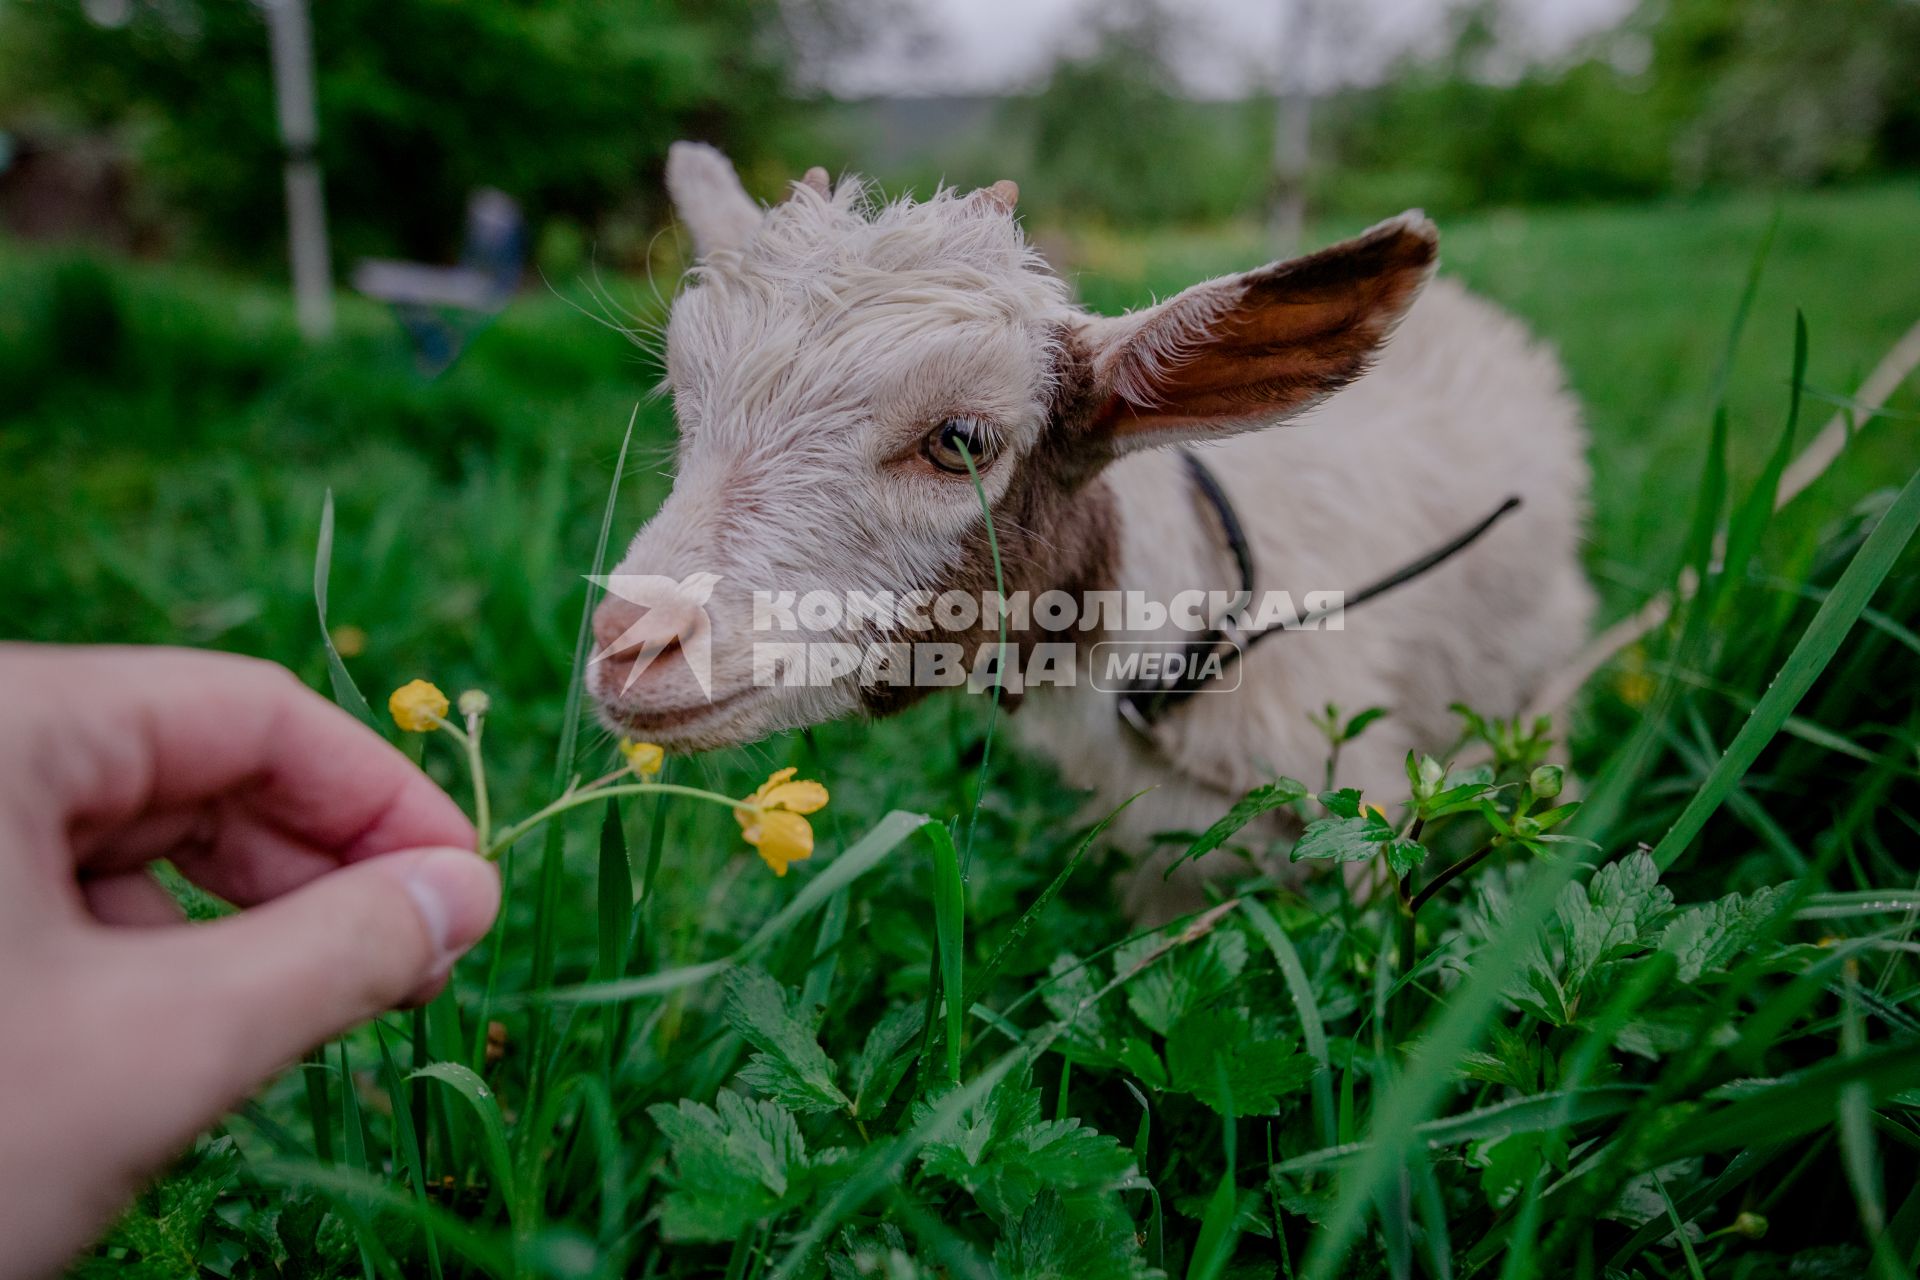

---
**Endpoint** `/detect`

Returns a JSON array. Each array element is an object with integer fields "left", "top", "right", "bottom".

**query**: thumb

[{"left": 152, "top": 847, "right": 499, "bottom": 1112}]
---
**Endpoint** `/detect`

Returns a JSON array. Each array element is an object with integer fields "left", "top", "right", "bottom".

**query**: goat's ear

[
  {"left": 666, "top": 141, "right": 764, "bottom": 258},
  {"left": 1083, "top": 212, "right": 1437, "bottom": 449}
]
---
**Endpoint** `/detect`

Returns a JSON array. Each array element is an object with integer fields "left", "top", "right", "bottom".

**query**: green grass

[{"left": 6, "top": 183, "right": 1920, "bottom": 1278}]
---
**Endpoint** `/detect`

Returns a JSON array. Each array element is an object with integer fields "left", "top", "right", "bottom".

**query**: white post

[
  {"left": 262, "top": 0, "right": 333, "bottom": 339},
  {"left": 1269, "top": 0, "right": 1317, "bottom": 257}
]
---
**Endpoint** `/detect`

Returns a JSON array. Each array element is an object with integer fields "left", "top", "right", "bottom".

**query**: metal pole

[{"left": 262, "top": 0, "right": 333, "bottom": 339}]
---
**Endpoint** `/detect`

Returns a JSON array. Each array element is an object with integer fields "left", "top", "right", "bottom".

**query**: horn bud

[
  {"left": 978, "top": 179, "right": 1019, "bottom": 213},
  {"left": 786, "top": 166, "right": 831, "bottom": 202}
]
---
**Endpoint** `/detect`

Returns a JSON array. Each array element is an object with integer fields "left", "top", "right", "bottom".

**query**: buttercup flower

[
  {"left": 389, "top": 679, "right": 450, "bottom": 732},
  {"left": 619, "top": 738, "right": 665, "bottom": 778},
  {"left": 330, "top": 624, "right": 368, "bottom": 658},
  {"left": 735, "top": 766, "right": 830, "bottom": 876}
]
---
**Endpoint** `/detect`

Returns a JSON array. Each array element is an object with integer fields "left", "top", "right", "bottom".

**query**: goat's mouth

[{"left": 594, "top": 684, "right": 760, "bottom": 740}]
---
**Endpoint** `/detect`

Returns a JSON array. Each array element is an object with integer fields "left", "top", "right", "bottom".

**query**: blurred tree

[
  {"left": 1639, "top": 0, "right": 1920, "bottom": 189},
  {"left": 0, "top": 0, "right": 853, "bottom": 268},
  {"left": 1316, "top": 0, "right": 1920, "bottom": 217},
  {"left": 1004, "top": 4, "right": 1271, "bottom": 227}
]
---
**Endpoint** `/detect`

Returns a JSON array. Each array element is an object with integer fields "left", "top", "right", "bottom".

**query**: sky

[{"left": 822, "top": 0, "right": 1640, "bottom": 98}]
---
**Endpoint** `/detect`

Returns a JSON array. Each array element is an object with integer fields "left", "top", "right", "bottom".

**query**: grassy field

[{"left": 5, "top": 183, "right": 1920, "bottom": 1278}]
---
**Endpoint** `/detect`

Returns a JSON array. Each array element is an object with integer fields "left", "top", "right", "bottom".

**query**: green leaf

[
  {"left": 648, "top": 1092, "right": 812, "bottom": 1241},
  {"left": 846, "top": 1005, "right": 924, "bottom": 1120},
  {"left": 915, "top": 1070, "right": 1138, "bottom": 1222},
  {"left": 1166, "top": 778, "right": 1309, "bottom": 877},
  {"left": 1125, "top": 927, "right": 1248, "bottom": 1035},
  {"left": 724, "top": 967, "right": 850, "bottom": 1115},
  {"left": 1384, "top": 837, "right": 1428, "bottom": 878},
  {"left": 1166, "top": 1008, "right": 1316, "bottom": 1116},
  {"left": 993, "top": 1189, "right": 1155, "bottom": 1280},
  {"left": 1342, "top": 706, "right": 1389, "bottom": 739},
  {"left": 1319, "top": 788, "right": 1365, "bottom": 819},
  {"left": 1559, "top": 851, "right": 1674, "bottom": 993},
  {"left": 1292, "top": 810, "right": 1395, "bottom": 864},
  {"left": 1660, "top": 884, "right": 1790, "bottom": 982},
  {"left": 1470, "top": 1128, "right": 1565, "bottom": 1211},
  {"left": 1455, "top": 1022, "right": 1541, "bottom": 1092}
]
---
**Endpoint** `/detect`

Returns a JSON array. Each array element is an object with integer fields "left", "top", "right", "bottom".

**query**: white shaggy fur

[
  {"left": 593, "top": 144, "right": 1593, "bottom": 918},
  {"left": 1022, "top": 281, "right": 1593, "bottom": 917}
]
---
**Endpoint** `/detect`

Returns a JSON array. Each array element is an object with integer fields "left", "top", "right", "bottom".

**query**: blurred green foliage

[
  {"left": 827, "top": 0, "right": 1920, "bottom": 228},
  {"left": 0, "top": 0, "right": 798, "bottom": 266},
  {"left": 1319, "top": 0, "right": 1920, "bottom": 216}
]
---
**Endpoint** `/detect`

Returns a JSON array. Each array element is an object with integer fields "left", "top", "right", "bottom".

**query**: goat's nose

[
  {"left": 592, "top": 597, "right": 643, "bottom": 658},
  {"left": 592, "top": 595, "right": 698, "bottom": 686}
]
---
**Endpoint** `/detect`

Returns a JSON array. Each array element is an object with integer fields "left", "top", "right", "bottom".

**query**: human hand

[{"left": 0, "top": 645, "right": 499, "bottom": 1278}]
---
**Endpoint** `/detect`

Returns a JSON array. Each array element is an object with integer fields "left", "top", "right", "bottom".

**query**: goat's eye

[{"left": 923, "top": 417, "right": 997, "bottom": 474}]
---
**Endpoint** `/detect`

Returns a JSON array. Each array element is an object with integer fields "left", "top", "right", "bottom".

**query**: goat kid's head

[{"left": 589, "top": 142, "right": 1437, "bottom": 750}]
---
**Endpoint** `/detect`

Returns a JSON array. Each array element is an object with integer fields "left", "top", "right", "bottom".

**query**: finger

[
  {"left": 0, "top": 645, "right": 473, "bottom": 883},
  {"left": 82, "top": 870, "right": 189, "bottom": 927},
  {"left": 87, "top": 801, "right": 344, "bottom": 908},
  {"left": 142, "top": 847, "right": 498, "bottom": 1113}
]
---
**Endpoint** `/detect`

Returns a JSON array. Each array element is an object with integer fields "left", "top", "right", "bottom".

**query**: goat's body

[
  {"left": 1016, "top": 279, "right": 1594, "bottom": 916},
  {"left": 612, "top": 145, "right": 1594, "bottom": 921}
]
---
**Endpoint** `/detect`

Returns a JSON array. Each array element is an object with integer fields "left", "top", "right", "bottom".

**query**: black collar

[{"left": 1117, "top": 449, "right": 1522, "bottom": 737}]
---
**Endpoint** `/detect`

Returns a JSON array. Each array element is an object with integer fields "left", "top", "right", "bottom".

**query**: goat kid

[{"left": 590, "top": 143, "right": 1594, "bottom": 919}]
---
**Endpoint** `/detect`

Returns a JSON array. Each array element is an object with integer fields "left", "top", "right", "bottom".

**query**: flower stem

[
  {"left": 1408, "top": 837, "right": 1499, "bottom": 914},
  {"left": 464, "top": 714, "right": 492, "bottom": 851},
  {"left": 485, "top": 781, "right": 751, "bottom": 860}
]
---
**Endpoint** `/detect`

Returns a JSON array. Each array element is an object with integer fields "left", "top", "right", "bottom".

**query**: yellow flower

[
  {"left": 1615, "top": 644, "right": 1655, "bottom": 708},
  {"left": 735, "top": 766, "right": 829, "bottom": 876},
  {"left": 389, "top": 679, "right": 450, "bottom": 732},
  {"left": 330, "top": 624, "right": 368, "bottom": 658},
  {"left": 619, "top": 738, "right": 665, "bottom": 778}
]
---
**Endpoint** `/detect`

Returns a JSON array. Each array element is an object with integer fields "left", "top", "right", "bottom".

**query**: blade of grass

[
  {"left": 338, "top": 1041, "right": 383, "bottom": 1280},
  {"left": 922, "top": 819, "right": 966, "bottom": 1082},
  {"left": 313, "top": 489, "right": 376, "bottom": 726},
  {"left": 963, "top": 792, "right": 1145, "bottom": 1011},
  {"left": 377, "top": 1026, "right": 445, "bottom": 1280},
  {"left": 596, "top": 797, "right": 630, "bottom": 982},
  {"left": 1651, "top": 466, "right": 1920, "bottom": 870},
  {"left": 1187, "top": 1109, "right": 1240, "bottom": 1280},
  {"left": 530, "top": 810, "right": 936, "bottom": 1007},
  {"left": 1245, "top": 901, "right": 1336, "bottom": 1150},
  {"left": 957, "top": 441, "right": 1007, "bottom": 876},
  {"left": 1649, "top": 1041, "right": 1920, "bottom": 1163},
  {"left": 519, "top": 407, "right": 637, "bottom": 1119},
  {"left": 302, "top": 1050, "right": 334, "bottom": 1165},
  {"left": 413, "top": 1062, "right": 519, "bottom": 1227},
  {"left": 250, "top": 1159, "right": 514, "bottom": 1277},
  {"left": 1718, "top": 311, "right": 1807, "bottom": 608},
  {"left": 1652, "top": 1172, "right": 1707, "bottom": 1280}
]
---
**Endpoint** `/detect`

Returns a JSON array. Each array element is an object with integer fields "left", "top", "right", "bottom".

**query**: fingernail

[{"left": 401, "top": 847, "right": 500, "bottom": 966}]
